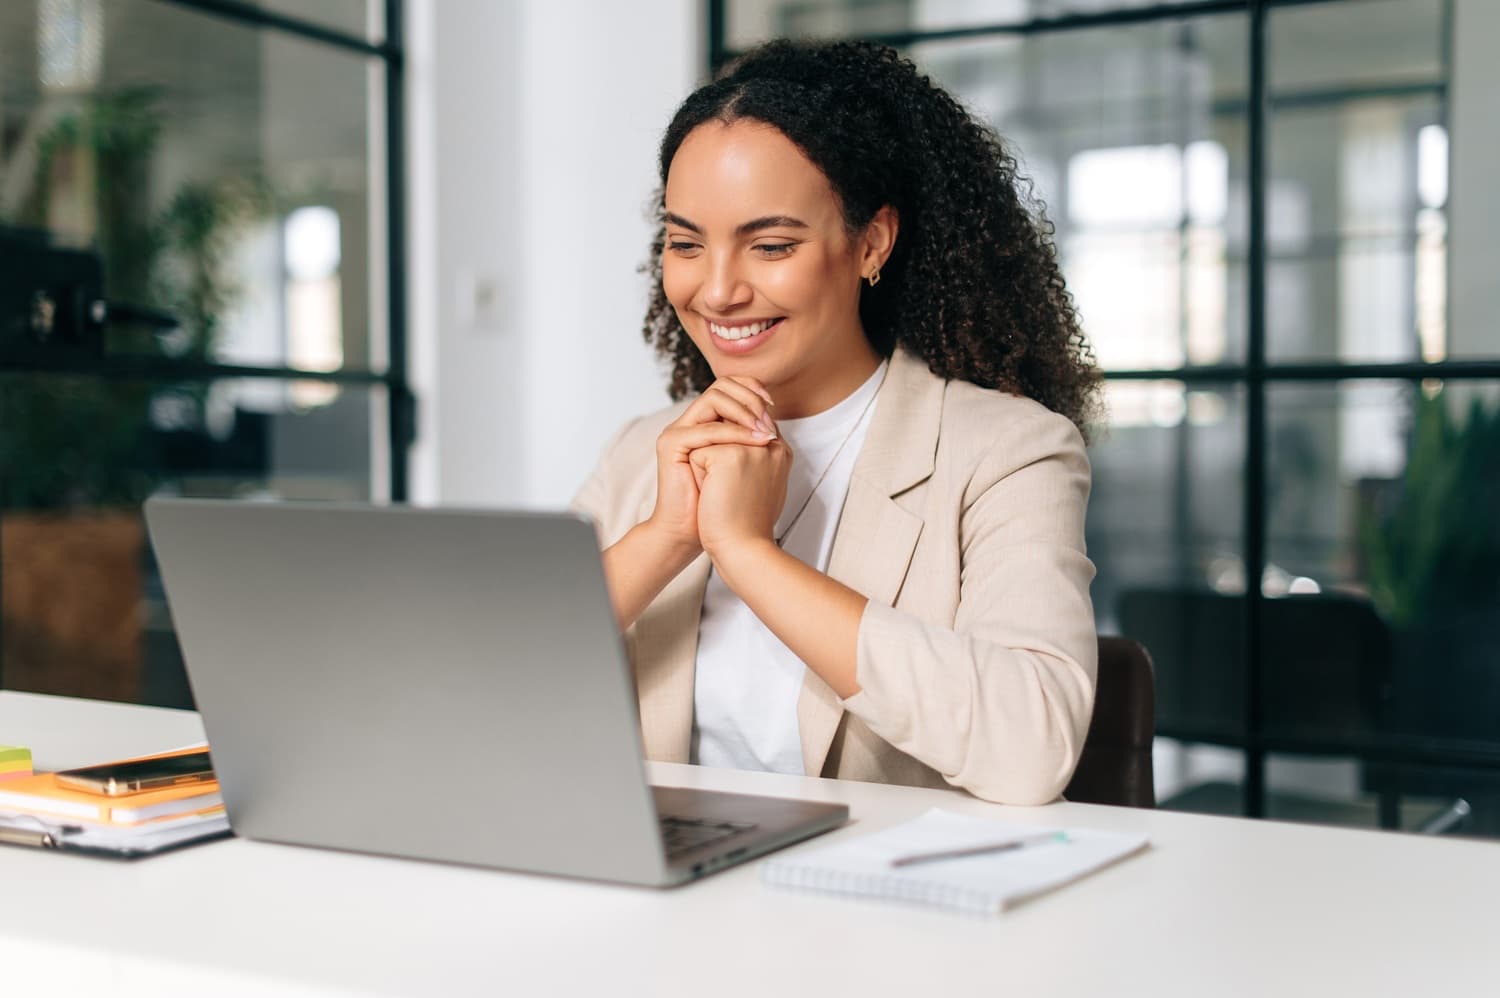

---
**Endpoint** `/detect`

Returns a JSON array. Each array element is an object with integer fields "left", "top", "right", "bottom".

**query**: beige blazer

[{"left": 573, "top": 346, "right": 1097, "bottom": 804}]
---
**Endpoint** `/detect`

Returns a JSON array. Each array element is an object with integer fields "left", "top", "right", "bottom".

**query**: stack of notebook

[
  {"left": 0, "top": 747, "right": 230, "bottom": 857},
  {"left": 0, "top": 745, "right": 31, "bottom": 782}
]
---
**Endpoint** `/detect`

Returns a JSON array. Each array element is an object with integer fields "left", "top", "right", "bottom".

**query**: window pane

[
  {"left": 1263, "top": 753, "right": 1499, "bottom": 839},
  {"left": 1090, "top": 382, "right": 1246, "bottom": 739},
  {"left": 1266, "top": 98, "right": 1446, "bottom": 363},
  {"left": 1154, "top": 740, "right": 1246, "bottom": 817},
  {"left": 1265, "top": 380, "right": 1500, "bottom": 836},
  {"left": 1266, "top": 380, "right": 1500, "bottom": 739},
  {"left": 913, "top": 15, "right": 1250, "bottom": 369},
  {"left": 1263, "top": 0, "right": 1485, "bottom": 363},
  {"left": 726, "top": 0, "right": 1226, "bottom": 50},
  {"left": 726, "top": 0, "right": 912, "bottom": 49},
  {"left": 1270, "top": 0, "right": 1443, "bottom": 93},
  {"left": 250, "top": 1, "right": 382, "bottom": 43},
  {"left": 0, "top": 373, "right": 385, "bottom": 705},
  {"left": 0, "top": 0, "right": 386, "bottom": 373}
]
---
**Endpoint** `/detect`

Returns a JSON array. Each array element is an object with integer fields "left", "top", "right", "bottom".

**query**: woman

[{"left": 573, "top": 40, "right": 1100, "bottom": 805}]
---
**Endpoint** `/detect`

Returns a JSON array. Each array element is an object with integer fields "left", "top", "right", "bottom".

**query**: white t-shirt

[{"left": 690, "top": 361, "right": 888, "bottom": 775}]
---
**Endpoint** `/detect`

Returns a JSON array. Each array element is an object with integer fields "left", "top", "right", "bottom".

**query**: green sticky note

[{"left": 0, "top": 744, "right": 32, "bottom": 766}]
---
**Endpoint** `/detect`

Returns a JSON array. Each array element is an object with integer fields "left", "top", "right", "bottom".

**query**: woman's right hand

[
  {"left": 648, "top": 375, "right": 778, "bottom": 554},
  {"left": 602, "top": 376, "right": 777, "bottom": 632}
]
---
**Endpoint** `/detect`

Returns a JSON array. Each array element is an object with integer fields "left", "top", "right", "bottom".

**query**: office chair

[
  {"left": 1117, "top": 589, "right": 1391, "bottom": 745},
  {"left": 1063, "top": 636, "right": 1157, "bottom": 808}
]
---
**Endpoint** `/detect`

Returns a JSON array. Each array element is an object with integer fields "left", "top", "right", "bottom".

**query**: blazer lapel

[
  {"left": 634, "top": 552, "right": 711, "bottom": 763},
  {"left": 798, "top": 348, "right": 945, "bottom": 776}
]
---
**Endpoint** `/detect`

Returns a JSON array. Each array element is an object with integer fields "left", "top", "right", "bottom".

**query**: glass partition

[
  {"left": 0, "top": 0, "right": 406, "bottom": 706},
  {"left": 715, "top": 0, "right": 1500, "bottom": 839}
]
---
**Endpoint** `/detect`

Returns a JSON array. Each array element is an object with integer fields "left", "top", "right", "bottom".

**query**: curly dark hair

[{"left": 642, "top": 39, "right": 1100, "bottom": 436}]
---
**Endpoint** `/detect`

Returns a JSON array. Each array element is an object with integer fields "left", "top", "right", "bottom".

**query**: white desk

[{"left": 3, "top": 691, "right": 1497, "bottom": 997}]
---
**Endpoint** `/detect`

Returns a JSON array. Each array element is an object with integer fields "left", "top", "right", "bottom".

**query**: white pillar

[
  {"left": 1448, "top": 0, "right": 1500, "bottom": 358},
  {"left": 406, "top": 0, "right": 700, "bottom": 508}
]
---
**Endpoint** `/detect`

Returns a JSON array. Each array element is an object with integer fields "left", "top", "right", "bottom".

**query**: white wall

[
  {"left": 1449, "top": 0, "right": 1499, "bottom": 358},
  {"left": 407, "top": 0, "right": 701, "bottom": 507}
]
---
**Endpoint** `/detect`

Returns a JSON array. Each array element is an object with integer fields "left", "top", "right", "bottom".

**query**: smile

[
  {"left": 705, "top": 317, "right": 785, "bottom": 356},
  {"left": 707, "top": 317, "right": 783, "bottom": 341}
]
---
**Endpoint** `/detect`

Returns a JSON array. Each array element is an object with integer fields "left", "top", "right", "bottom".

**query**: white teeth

[{"left": 710, "top": 319, "right": 774, "bottom": 340}]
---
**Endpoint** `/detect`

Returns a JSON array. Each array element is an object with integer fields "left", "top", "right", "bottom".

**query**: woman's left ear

[{"left": 860, "top": 205, "right": 899, "bottom": 281}]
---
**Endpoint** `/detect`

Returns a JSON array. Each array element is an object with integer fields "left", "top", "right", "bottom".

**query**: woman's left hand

[
  {"left": 686, "top": 432, "right": 866, "bottom": 702},
  {"left": 689, "top": 437, "right": 792, "bottom": 560}
]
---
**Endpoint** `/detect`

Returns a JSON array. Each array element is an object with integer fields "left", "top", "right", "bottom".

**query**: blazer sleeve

[
  {"left": 569, "top": 416, "right": 643, "bottom": 548},
  {"left": 841, "top": 411, "right": 1098, "bottom": 805}
]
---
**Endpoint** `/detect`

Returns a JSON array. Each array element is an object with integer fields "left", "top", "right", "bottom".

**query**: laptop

[{"left": 143, "top": 497, "right": 848, "bottom": 886}]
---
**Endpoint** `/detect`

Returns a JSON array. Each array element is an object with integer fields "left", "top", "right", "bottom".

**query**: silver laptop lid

[{"left": 144, "top": 498, "right": 668, "bottom": 884}]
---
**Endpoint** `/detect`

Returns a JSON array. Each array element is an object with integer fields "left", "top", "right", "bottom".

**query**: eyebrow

[{"left": 664, "top": 212, "right": 811, "bottom": 237}]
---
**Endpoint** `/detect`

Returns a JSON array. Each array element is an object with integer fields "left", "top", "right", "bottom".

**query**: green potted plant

[{"left": 1359, "top": 387, "right": 1500, "bottom": 742}]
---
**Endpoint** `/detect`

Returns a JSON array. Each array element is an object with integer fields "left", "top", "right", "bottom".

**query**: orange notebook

[{"left": 0, "top": 748, "right": 221, "bottom": 825}]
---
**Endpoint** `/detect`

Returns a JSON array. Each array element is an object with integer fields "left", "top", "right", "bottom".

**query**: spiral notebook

[
  {"left": 0, "top": 807, "right": 231, "bottom": 857},
  {"left": 762, "top": 808, "right": 1148, "bottom": 916}
]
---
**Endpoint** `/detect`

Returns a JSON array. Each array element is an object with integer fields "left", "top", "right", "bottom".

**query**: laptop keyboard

[{"left": 659, "top": 815, "right": 758, "bottom": 858}]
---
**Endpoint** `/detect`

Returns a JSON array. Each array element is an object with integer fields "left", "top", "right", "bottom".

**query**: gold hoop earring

[{"left": 866, "top": 268, "right": 881, "bottom": 288}]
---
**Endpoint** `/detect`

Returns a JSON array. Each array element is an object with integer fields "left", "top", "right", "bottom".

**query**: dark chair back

[
  {"left": 1116, "top": 588, "right": 1391, "bottom": 743},
  {"left": 1064, "top": 637, "right": 1156, "bottom": 808}
]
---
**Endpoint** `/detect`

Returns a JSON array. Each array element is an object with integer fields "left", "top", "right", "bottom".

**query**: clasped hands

[
  {"left": 622, "top": 374, "right": 863, "bottom": 698},
  {"left": 649, "top": 375, "right": 792, "bottom": 568}
]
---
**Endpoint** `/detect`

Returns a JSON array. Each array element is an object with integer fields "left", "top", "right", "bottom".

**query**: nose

[{"left": 700, "top": 249, "right": 753, "bottom": 313}]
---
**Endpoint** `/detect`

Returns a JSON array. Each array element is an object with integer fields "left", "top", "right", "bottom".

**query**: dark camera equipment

[{"left": 1, "top": 224, "right": 178, "bottom": 360}]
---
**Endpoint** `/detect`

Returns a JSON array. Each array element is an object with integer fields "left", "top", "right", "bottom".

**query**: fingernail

[{"left": 756, "top": 416, "right": 777, "bottom": 437}]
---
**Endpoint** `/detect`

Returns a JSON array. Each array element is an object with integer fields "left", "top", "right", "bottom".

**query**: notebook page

[{"left": 763, "top": 807, "right": 1148, "bottom": 915}]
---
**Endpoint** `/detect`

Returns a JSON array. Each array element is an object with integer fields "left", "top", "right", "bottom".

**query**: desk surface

[{"left": 3, "top": 690, "right": 1497, "bottom": 997}]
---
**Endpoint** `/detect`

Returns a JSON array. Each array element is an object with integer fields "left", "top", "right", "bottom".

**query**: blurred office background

[{"left": 1, "top": 0, "right": 1496, "bottom": 838}]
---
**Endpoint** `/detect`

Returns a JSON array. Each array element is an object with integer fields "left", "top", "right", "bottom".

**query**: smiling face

[{"left": 662, "top": 120, "right": 895, "bottom": 418}]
